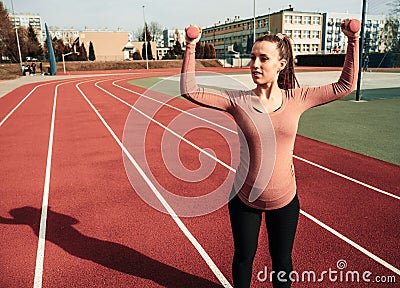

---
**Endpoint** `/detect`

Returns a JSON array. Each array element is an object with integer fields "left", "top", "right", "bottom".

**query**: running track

[{"left": 0, "top": 70, "right": 399, "bottom": 288}]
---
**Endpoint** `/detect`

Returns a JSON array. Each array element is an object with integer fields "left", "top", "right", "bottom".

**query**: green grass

[
  {"left": 298, "top": 92, "right": 400, "bottom": 165},
  {"left": 128, "top": 77, "right": 400, "bottom": 165}
]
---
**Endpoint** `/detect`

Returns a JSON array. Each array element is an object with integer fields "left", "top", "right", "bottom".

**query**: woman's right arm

[{"left": 180, "top": 29, "right": 232, "bottom": 112}]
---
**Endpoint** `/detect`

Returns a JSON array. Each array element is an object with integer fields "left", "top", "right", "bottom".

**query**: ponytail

[{"left": 255, "top": 34, "right": 299, "bottom": 90}]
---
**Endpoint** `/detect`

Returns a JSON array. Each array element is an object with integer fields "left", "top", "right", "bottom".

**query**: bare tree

[
  {"left": 134, "top": 27, "right": 143, "bottom": 41},
  {"left": 0, "top": 2, "right": 18, "bottom": 62},
  {"left": 148, "top": 21, "right": 163, "bottom": 41},
  {"left": 387, "top": 0, "right": 400, "bottom": 16}
]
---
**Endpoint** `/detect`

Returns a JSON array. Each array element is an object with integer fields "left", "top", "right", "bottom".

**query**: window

[
  {"left": 293, "top": 44, "right": 301, "bottom": 52},
  {"left": 303, "top": 30, "right": 311, "bottom": 38},
  {"left": 303, "top": 44, "right": 310, "bottom": 52},
  {"left": 285, "top": 15, "right": 292, "bottom": 24},
  {"left": 313, "top": 17, "right": 320, "bottom": 25},
  {"left": 312, "top": 44, "right": 319, "bottom": 52},
  {"left": 284, "top": 30, "right": 292, "bottom": 37},
  {"left": 304, "top": 16, "right": 311, "bottom": 25},
  {"left": 294, "top": 16, "right": 302, "bottom": 24},
  {"left": 312, "top": 31, "right": 319, "bottom": 38},
  {"left": 294, "top": 30, "right": 301, "bottom": 38}
]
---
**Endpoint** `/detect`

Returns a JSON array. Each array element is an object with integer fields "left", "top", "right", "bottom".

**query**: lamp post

[
  {"left": 142, "top": 5, "right": 149, "bottom": 70},
  {"left": 355, "top": 0, "right": 367, "bottom": 101},
  {"left": 253, "top": 0, "right": 256, "bottom": 42},
  {"left": 10, "top": 0, "right": 23, "bottom": 72}
]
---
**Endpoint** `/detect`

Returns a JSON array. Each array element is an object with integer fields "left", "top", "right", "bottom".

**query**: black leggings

[{"left": 228, "top": 193, "right": 300, "bottom": 288}]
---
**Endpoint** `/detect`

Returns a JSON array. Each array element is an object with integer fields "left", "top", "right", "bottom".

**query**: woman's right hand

[{"left": 185, "top": 25, "right": 202, "bottom": 45}]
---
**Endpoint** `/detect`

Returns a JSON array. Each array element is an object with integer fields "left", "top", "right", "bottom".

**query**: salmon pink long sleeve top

[{"left": 180, "top": 37, "right": 359, "bottom": 210}]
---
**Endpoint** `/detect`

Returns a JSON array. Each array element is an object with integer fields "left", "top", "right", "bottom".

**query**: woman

[{"left": 180, "top": 20, "right": 359, "bottom": 288}]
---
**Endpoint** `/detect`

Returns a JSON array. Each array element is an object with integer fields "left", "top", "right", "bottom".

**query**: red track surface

[{"left": 0, "top": 70, "right": 399, "bottom": 288}]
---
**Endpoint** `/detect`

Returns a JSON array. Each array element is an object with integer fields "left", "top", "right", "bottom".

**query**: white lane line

[
  {"left": 90, "top": 78, "right": 400, "bottom": 276},
  {"left": 293, "top": 155, "right": 400, "bottom": 201},
  {"left": 94, "top": 81, "right": 235, "bottom": 172},
  {"left": 109, "top": 78, "right": 398, "bottom": 201},
  {"left": 301, "top": 210, "right": 400, "bottom": 276},
  {"left": 76, "top": 81, "right": 232, "bottom": 288},
  {"left": 0, "top": 72, "right": 159, "bottom": 128},
  {"left": 33, "top": 83, "right": 60, "bottom": 288},
  {"left": 31, "top": 77, "right": 112, "bottom": 288},
  {"left": 0, "top": 80, "right": 64, "bottom": 127},
  {"left": 110, "top": 79, "right": 237, "bottom": 134}
]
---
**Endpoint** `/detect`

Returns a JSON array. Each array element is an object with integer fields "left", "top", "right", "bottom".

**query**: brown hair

[{"left": 254, "top": 34, "right": 299, "bottom": 90}]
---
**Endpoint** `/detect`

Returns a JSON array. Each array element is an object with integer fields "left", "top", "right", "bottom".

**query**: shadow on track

[{"left": 0, "top": 206, "right": 223, "bottom": 287}]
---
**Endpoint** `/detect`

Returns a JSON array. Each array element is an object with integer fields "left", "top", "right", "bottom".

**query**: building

[
  {"left": 46, "top": 27, "right": 80, "bottom": 45},
  {"left": 123, "top": 41, "right": 157, "bottom": 60},
  {"left": 163, "top": 29, "right": 186, "bottom": 48},
  {"left": 79, "top": 31, "right": 130, "bottom": 61},
  {"left": 9, "top": 13, "right": 42, "bottom": 37},
  {"left": 201, "top": 7, "right": 323, "bottom": 57},
  {"left": 277, "top": 9, "right": 323, "bottom": 55},
  {"left": 323, "top": 13, "right": 398, "bottom": 54},
  {"left": 9, "top": 13, "right": 42, "bottom": 30}
]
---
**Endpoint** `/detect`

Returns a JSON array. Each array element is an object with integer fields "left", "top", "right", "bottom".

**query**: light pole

[
  {"left": 142, "top": 5, "right": 149, "bottom": 70},
  {"left": 253, "top": 0, "right": 256, "bottom": 42},
  {"left": 355, "top": 0, "right": 368, "bottom": 101},
  {"left": 10, "top": 0, "right": 23, "bottom": 72}
]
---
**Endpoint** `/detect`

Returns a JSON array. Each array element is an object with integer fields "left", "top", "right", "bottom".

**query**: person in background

[{"left": 31, "top": 62, "right": 37, "bottom": 74}]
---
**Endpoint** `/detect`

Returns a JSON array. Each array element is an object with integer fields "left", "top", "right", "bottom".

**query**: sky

[{"left": 4, "top": 0, "right": 394, "bottom": 32}]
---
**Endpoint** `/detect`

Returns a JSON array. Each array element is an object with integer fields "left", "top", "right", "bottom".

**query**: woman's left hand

[{"left": 340, "top": 18, "right": 360, "bottom": 38}]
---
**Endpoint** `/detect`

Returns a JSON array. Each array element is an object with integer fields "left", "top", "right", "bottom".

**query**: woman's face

[{"left": 250, "top": 41, "right": 287, "bottom": 86}]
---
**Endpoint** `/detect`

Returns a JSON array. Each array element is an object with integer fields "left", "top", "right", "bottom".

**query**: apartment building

[
  {"left": 9, "top": 13, "right": 42, "bottom": 36},
  {"left": 163, "top": 29, "right": 186, "bottom": 48},
  {"left": 201, "top": 15, "right": 270, "bottom": 57},
  {"left": 201, "top": 7, "right": 323, "bottom": 57}
]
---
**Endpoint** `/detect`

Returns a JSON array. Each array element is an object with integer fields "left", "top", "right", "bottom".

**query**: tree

[
  {"left": 88, "top": 41, "right": 96, "bottom": 61},
  {"left": 246, "top": 34, "right": 254, "bottom": 55},
  {"left": 173, "top": 40, "right": 183, "bottom": 58},
  {"left": 77, "top": 43, "right": 88, "bottom": 61},
  {"left": 141, "top": 42, "right": 153, "bottom": 60},
  {"left": 134, "top": 27, "right": 144, "bottom": 41},
  {"left": 17, "top": 27, "right": 29, "bottom": 61},
  {"left": 380, "top": 17, "right": 399, "bottom": 53},
  {"left": 132, "top": 51, "right": 142, "bottom": 60},
  {"left": 26, "top": 25, "right": 43, "bottom": 59},
  {"left": 387, "top": 0, "right": 400, "bottom": 16},
  {"left": 204, "top": 43, "right": 212, "bottom": 59},
  {"left": 149, "top": 21, "right": 163, "bottom": 41},
  {"left": 141, "top": 23, "right": 152, "bottom": 43},
  {"left": 50, "top": 37, "right": 68, "bottom": 61},
  {"left": 195, "top": 42, "right": 204, "bottom": 59},
  {"left": 162, "top": 47, "right": 176, "bottom": 60},
  {"left": 233, "top": 42, "right": 243, "bottom": 54},
  {"left": 209, "top": 43, "right": 216, "bottom": 59},
  {"left": 0, "top": 2, "right": 19, "bottom": 62}
]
